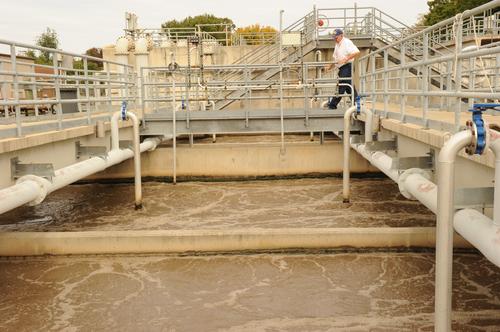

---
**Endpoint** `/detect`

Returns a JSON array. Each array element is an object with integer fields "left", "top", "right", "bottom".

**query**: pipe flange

[
  {"left": 398, "top": 168, "right": 431, "bottom": 200},
  {"left": 16, "top": 175, "right": 51, "bottom": 205}
]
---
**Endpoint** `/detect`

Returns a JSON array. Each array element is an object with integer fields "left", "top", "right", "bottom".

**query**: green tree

[
  {"left": 85, "top": 47, "right": 103, "bottom": 71},
  {"left": 161, "top": 14, "right": 234, "bottom": 44},
  {"left": 73, "top": 47, "right": 103, "bottom": 71},
  {"left": 35, "top": 27, "right": 59, "bottom": 65},
  {"left": 423, "top": 0, "right": 491, "bottom": 26},
  {"left": 235, "top": 24, "right": 277, "bottom": 45}
]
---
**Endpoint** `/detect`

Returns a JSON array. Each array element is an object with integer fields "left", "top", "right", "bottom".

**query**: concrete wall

[{"left": 90, "top": 139, "right": 377, "bottom": 180}]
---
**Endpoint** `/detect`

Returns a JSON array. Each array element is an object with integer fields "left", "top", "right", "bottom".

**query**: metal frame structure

[
  {"left": 359, "top": 1, "right": 500, "bottom": 132},
  {"left": 0, "top": 39, "right": 136, "bottom": 138}
]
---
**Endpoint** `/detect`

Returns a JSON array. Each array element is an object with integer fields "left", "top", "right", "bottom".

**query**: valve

[
  {"left": 465, "top": 103, "right": 500, "bottom": 155},
  {"left": 120, "top": 101, "right": 128, "bottom": 121},
  {"left": 355, "top": 94, "right": 368, "bottom": 115}
]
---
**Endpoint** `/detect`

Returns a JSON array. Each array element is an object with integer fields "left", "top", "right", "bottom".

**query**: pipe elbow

[{"left": 438, "top": 130, "right": 473, "bottom": 163}]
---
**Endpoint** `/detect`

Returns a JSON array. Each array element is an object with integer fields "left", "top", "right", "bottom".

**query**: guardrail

[
  {"left": 359, "top": 0, "right": 500, "bottom": 132},
  {"left": 0, "top": 39, "right": 137, "bottom": 138},
  {"left": 140, "top": 61, "right": 354, "bottom": 114}
]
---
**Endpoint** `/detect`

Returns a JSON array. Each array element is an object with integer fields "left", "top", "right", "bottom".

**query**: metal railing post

[
  {"left": 52, "top": 51, "right": 63, "bottom": 131},
  {"left": 106, "top": 64, "right": 112, "bottom": 113},
  {"left": 400, "top": 42, "right": 406, "bottom": 122},
  {"left": 370, "top": 51, "right": 376, "bottom": 116},
  {"left": 10, "top": 45, "right": 22, "bottom": 136},
  {"left": 30, "top": 64, "right": 39, "bottom": 117},
  {"left": 454, "top": 15, "right": 464, "bottom": 132},
  {"left": 446, "top": 60, "right": 452, "bottom": 110},
  {"left": 383, "top": 50, "right": 389, "bottom": 118},
  {"left": 83, "top": 58, "right": 91, "bottom": 124},
  {"left": 422, "top": 32, "right": 429, "bottom": 128},
  {"left": 279, "top": 9, "right": 285, "bottom": 154},
  {"left": 140, "top": 67, "right": 146, "bottom": 122},
  {"left": 304, "top": 63, "right": 309, "bottom": 127}
]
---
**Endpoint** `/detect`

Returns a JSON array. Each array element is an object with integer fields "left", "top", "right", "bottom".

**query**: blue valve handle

[
  {"left": 355, "top": 94, "right": 368, "bottom": 115},
  {"left": 355, "top": 96, "right": 361, "bottom": 114},
  {"left": 120, "top": 101, "right": 127, "bottom": 120},
  {"left": 468, "top": 103, "right": 500, "bottom": 155}
]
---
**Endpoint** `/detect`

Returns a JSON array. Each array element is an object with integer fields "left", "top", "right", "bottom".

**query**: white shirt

[{"left": 333, "top": 37, "right": 359, "bottom": 68}]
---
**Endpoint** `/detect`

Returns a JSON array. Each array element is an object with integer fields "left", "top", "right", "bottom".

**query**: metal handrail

[
  {"left": 0, "top": 39, "right": 137, "bottom": 139},
  {"left": 359, "top": 2, "right": 500, "bottom": 132}
]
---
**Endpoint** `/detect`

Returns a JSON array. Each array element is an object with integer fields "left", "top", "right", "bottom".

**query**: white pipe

[
  {"left": 0, "top": 136, "right": 163, "bottom": 215},
  {"left": 490, "top": 133, "right": 500, "bottom": 226},
  {"left": 315, "top": 50, "right": 322, "bottom": 62},
  {"left": 128, "top": 112, "right": 142, "bottom": 209},
  {"left": 342, "top": 106, "right": 357, "bottom": 203},
  {"left": 454, "top": 209, "right": 500, "bottom": 267},
  {"left": 350, "top": 144, "right": 437, "bottom": 211},
  {"left": 435, "top": 130, "right": 473, "bottom": 332},
  {"left": 111, "top": 111, "right": 142, "bottom": 209},
  {"left": 364, "top": 108, "right": 373, "bottom": 143},
  {"left": 399, "top": 170, "right": 437, "bottom": 214},
  {"left": 351, "top": 143, "right": 399, "bottom": 182},
  {"left": 209, "top": 100, "right": 215, "bottom": 110},
  {"left": 349, "top": 128, "right": 500, "bottom": 330},
  {"left": 0, "top": 180, "right": 45, "bottom": 215}
]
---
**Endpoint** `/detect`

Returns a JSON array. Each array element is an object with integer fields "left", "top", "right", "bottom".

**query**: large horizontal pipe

[
  {"left": 454, "top": 209, "right": 500, "bottom": 267},
  {"left": 0, "top": 227, "right": 471, "bottom": 256},
  {"left": 351, "top": 143, "right": 399, "bottom": 182}
]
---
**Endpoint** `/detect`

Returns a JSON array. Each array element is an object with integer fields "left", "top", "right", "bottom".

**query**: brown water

[
  {"left": 0, "top": 178, "right": 434, "bottom": 231},
  {"left": 0, "top": 253, "right": 499, "bottom": 331},
  {"left": 0, "top": 178, "right": 499, "bottom": 331}
]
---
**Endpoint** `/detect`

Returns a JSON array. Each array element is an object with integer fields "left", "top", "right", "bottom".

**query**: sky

[{"left": 0, "top": 0, "right": 429, "bottom": 54}]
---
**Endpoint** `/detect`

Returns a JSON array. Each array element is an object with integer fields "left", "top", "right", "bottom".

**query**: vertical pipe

[
  {"left": 171, "top": 53, "right": 177, "bottom": 184},
  {"left": 435, "top": 130, "right": 473, "bottom": 332},
  {"left": 126, "top": 112, "right": 142, "bottom": 209},
  {"left": 491, "top": 137, "right": 500, "bottom": 226},
  {"left": 342, "top": 106, "right": 357, "bottom": 203}
]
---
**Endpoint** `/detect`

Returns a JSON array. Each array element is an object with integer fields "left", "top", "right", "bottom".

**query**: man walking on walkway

[{"left": 326, "top": 29, "right": 360, "bottom": 109}]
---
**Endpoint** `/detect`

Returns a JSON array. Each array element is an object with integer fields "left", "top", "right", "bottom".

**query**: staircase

[
  {"left": 213, "top": 10, "right": 318, "bottom": 110},
  {"left": 212, "top": 5, "right": 500, "bottom": 110}
]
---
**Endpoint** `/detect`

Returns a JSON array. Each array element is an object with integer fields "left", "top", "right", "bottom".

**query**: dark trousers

[{"left": 328, "top": 63, "right": 358, "bottom": 109}]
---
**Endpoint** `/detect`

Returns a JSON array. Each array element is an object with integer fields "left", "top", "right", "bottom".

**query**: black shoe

[{"left": 328, "top": 106, "right": 337, "bottom": 110}]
